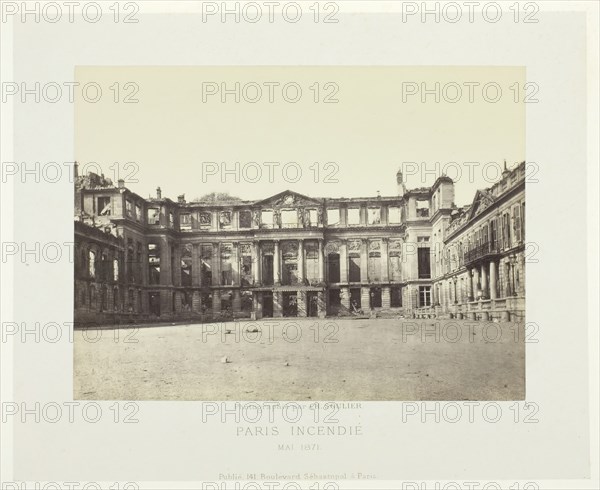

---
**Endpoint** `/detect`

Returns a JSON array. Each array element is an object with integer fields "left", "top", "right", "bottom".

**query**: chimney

[
  {"left": 156, "top": 186, "right": 162, "bottom": 199},
  {"left": 377, "top": 190, "right": 381, "bottom": 198},
  {"left": 74, "top": 161, "right": 79, "bottom": 179},
  {"left": 502, "top": 159, "right": 510, "bottom": 178},
  {"left": 178, "top": 194, "right": 186, "bottom": 204},
  {"left": 118, "top": 179, "right": 125, "bottom": 188},
  {"left": 396, "top": 168, "right": 406, "bottom": 198}
]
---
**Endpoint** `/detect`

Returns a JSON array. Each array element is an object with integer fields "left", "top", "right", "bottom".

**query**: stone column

[
  {"left": 340, "top": 286, "right": 350, "bottom": 312},
  {"left": 382, "top": 286, "right": 391, "bottom": 309},
  {"left": 212, "top": 243, "right": 220, "bottom": 286},
  {"left": 174, "top": 291, "right": 182, "bottom": 313},
  {"left": 212, "top": 290, "right": 221, "bottom": 315},
  {"left": 360, "top": 239, "right": 368, "bottom": 282},
  {"left": 232, "top": 243, "right": 240, "bottom": 286},
  {"left": 480, "top": 263, "right": 488, "bottom": 298},
  {"left": 274, "top": 240, "right": 281, "bottom": 285},
  {"left": 253, "top": 241, "right": 261, "bottom": 285},
  {"left": 297, "top": 240, "right": 304, "bottom": 284},
  {"left": 361, "top": 287, "right": 370, "bottom": 310},
  {"left": 232, "top": 289, "right": 241, "bottom": 315},
  {"left": 340, "top": 240, "right": 348, "bottom": 283},
  {"left": 381, "top": 238, "right": 389, "bottom": 282},
  {"left": 192, "top": 243, "right": 201, "bottom": 287},
  {"left": 472, "top": 267, "right": 480, "bottom": 299},
  {"left": 318, "top": 239, "right": 324, "bottom": 282},
  {"left": 252, "top": 291, "right": 263, "bottom": 319},
  {"left": 466, "top": 268, "right": 473, "bottom": 301},
  {"left": 317, "top": 291, "right": 326, "bottom": 318},
  {"left": 173, "top": 245, "right": 182, "bottom": 286},
  {"left": 489, "top": 261, "right": 497, "bottom": 299},
  {"left": 159, "top": 238, "right": 170, "bottom": 285},
  {"left": 273, "top": 291, "right": 283, "bottom": 317},
  {"left": 297, "top": 291, "right": 307, "bottom": 317},
  {"left": 192, "top": 291, "right": 201, "bottom": 314}
]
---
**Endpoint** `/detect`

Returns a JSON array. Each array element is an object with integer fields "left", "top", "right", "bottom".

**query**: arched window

[{"left": 88, "top": 250, "right": 96, "bottom": 278}]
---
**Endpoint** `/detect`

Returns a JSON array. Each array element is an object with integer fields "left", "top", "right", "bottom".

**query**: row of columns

[
  {"left": 157, "top": 237, "right": 397, "bottom": 289},
  {"left": 466, "top": 261, "right": 497, "bottom": 301}
]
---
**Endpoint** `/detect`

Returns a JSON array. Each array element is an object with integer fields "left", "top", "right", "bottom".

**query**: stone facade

[{"left": 73, "top": 162, "right": 525, "bottom": 324}]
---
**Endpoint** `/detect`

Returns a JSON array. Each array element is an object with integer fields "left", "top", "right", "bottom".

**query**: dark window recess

[
  {"left": 97, "top": 197, "right": 111, "bottom": 215},
  {"left": 328, "top": 253, "right": 340, "bottom": 283},
  {"left": 348, "top": 256, "right": 361, "bottom": 282},
  {"left": 239, "top": 210, "right": 252, "bottom": 228},
  {"left": 418, "top": 248, "right": 431, "bottom": 279},
  {"left": 369, "top": 287, "right": 382, "bottom": 308},
  {"left": 181, "top": 245, "right": 192, "bottom": 287}
]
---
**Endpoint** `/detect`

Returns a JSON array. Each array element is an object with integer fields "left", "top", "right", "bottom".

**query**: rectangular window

[
  {"left": 147, "top": 208, "right": 160, "bottom": 225},
  {"left": 503, "top": 212, "right": 511, "bottom": 248},
  {"left": 125, "top": 200, "right": 133, "bottom": 217},
  {"left": 348, "top": 255, "right": 361, "bottom": 282},
  {"left": 135, "top": 204, "right": 141, "bottom": 221},
  {"left": 416, "top": 200, "right": 430, "bottom": 218},
  {"left": 368, "top": 251, "right": 381, "bottom": 281},
  {"left": 180, "top": 213, "right": 192, "bottom": 230},
  {"left": 261, "top": 210, "right": 274, "bottom": 228},
  {"left": 220, "top": 244, "right": 233, "bottom": 285},
  {"left": 388, "top": 206, "right": 401, "bottom": 224},
  {"left": 308, "top": 209, "right": 318, "bottom": 226},
  {"left": 389, "top": 252, "right": 402, "bottom": 281},
  {"left": 490, "top": 219, "right": 498, "bottom": 250},
  {"left": 347, "top": 208, "right": 360, "bottom": 226},
  {"left": 201, "top": 245, "right": 212, "bottom": 286},
  {"left": 240, "top": 244, "right": 253, "bottom": 286},
  {"left": 368, "top": 208, "right": 381, "bottom": 225},
  {"left": 418, "top": 248, "right": 431, "bottom": 279},
  {"left": 419, "top": 286, "right": 432, "bottom": 307},
  {"left": 181, "top": 244, "right": 192, "bottom": 287},
  {"left": 169, "top": 212, "right": 174, "bottom": 228},
  {"left": 327, "top": 208, "right": 340, "bottom": 226},
  {"left": 281, "top": 209, "right": 297, "bottom": 228},
  {"left": 239, "top": 210, "right": 252, "bottom": 228},
  {"left": 390, "top": 286, "right": 402, "bottom": 307},
  {"left": 327, "top": 253, "right": 340, "bottom": 283},
  {"left": 521, "top": 202, "right": 525, "bottom": 241},
  {"left": 513, "top": 204, "right": 522, "bottom": 243},
  {"left": 97, "top": 197, "right": 111, "bottom": 216},
  {"left": 304, "top": 241, "right": 319, "bottom": 283},
  {"left": 148, "top": 244, "right": 160, "bottom": 285}
]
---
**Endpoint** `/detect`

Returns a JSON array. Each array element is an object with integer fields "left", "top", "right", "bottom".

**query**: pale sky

[{"left": 75, "top": 66, "right": 525, "bottom": 206}]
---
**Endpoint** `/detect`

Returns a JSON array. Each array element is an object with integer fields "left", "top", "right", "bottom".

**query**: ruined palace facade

[{"left": 73, "top": 162, "right": 525, "bottom": 324}]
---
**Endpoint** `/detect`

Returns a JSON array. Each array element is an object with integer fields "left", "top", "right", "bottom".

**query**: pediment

[
  {"left": 254, "top": 190, "right": 322, "bottom": 208},
  {"left": 468, "top": 190, "right": 495, "bottom": 220}
]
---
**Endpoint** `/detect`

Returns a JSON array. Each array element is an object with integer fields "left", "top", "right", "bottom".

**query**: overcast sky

[{"left": 75, "top": 66, "right": 525, "bottom": 207}]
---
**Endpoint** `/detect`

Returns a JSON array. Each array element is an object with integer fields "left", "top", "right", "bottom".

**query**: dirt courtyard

[{"left": 73, "top": 318, "right": 525, "bottom": 400}]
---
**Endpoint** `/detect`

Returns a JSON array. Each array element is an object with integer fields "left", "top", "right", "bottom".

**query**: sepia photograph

[
  {"left": 2, "top": 2, "right": 597, "bottom": 488},
  {"left": 73, "top": 66, "right": 526, "bottom": 401}
]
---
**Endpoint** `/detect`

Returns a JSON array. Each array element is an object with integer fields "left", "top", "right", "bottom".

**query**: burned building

[{"left": 73, "top": 162, "right": 525, "bottom": 324}]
